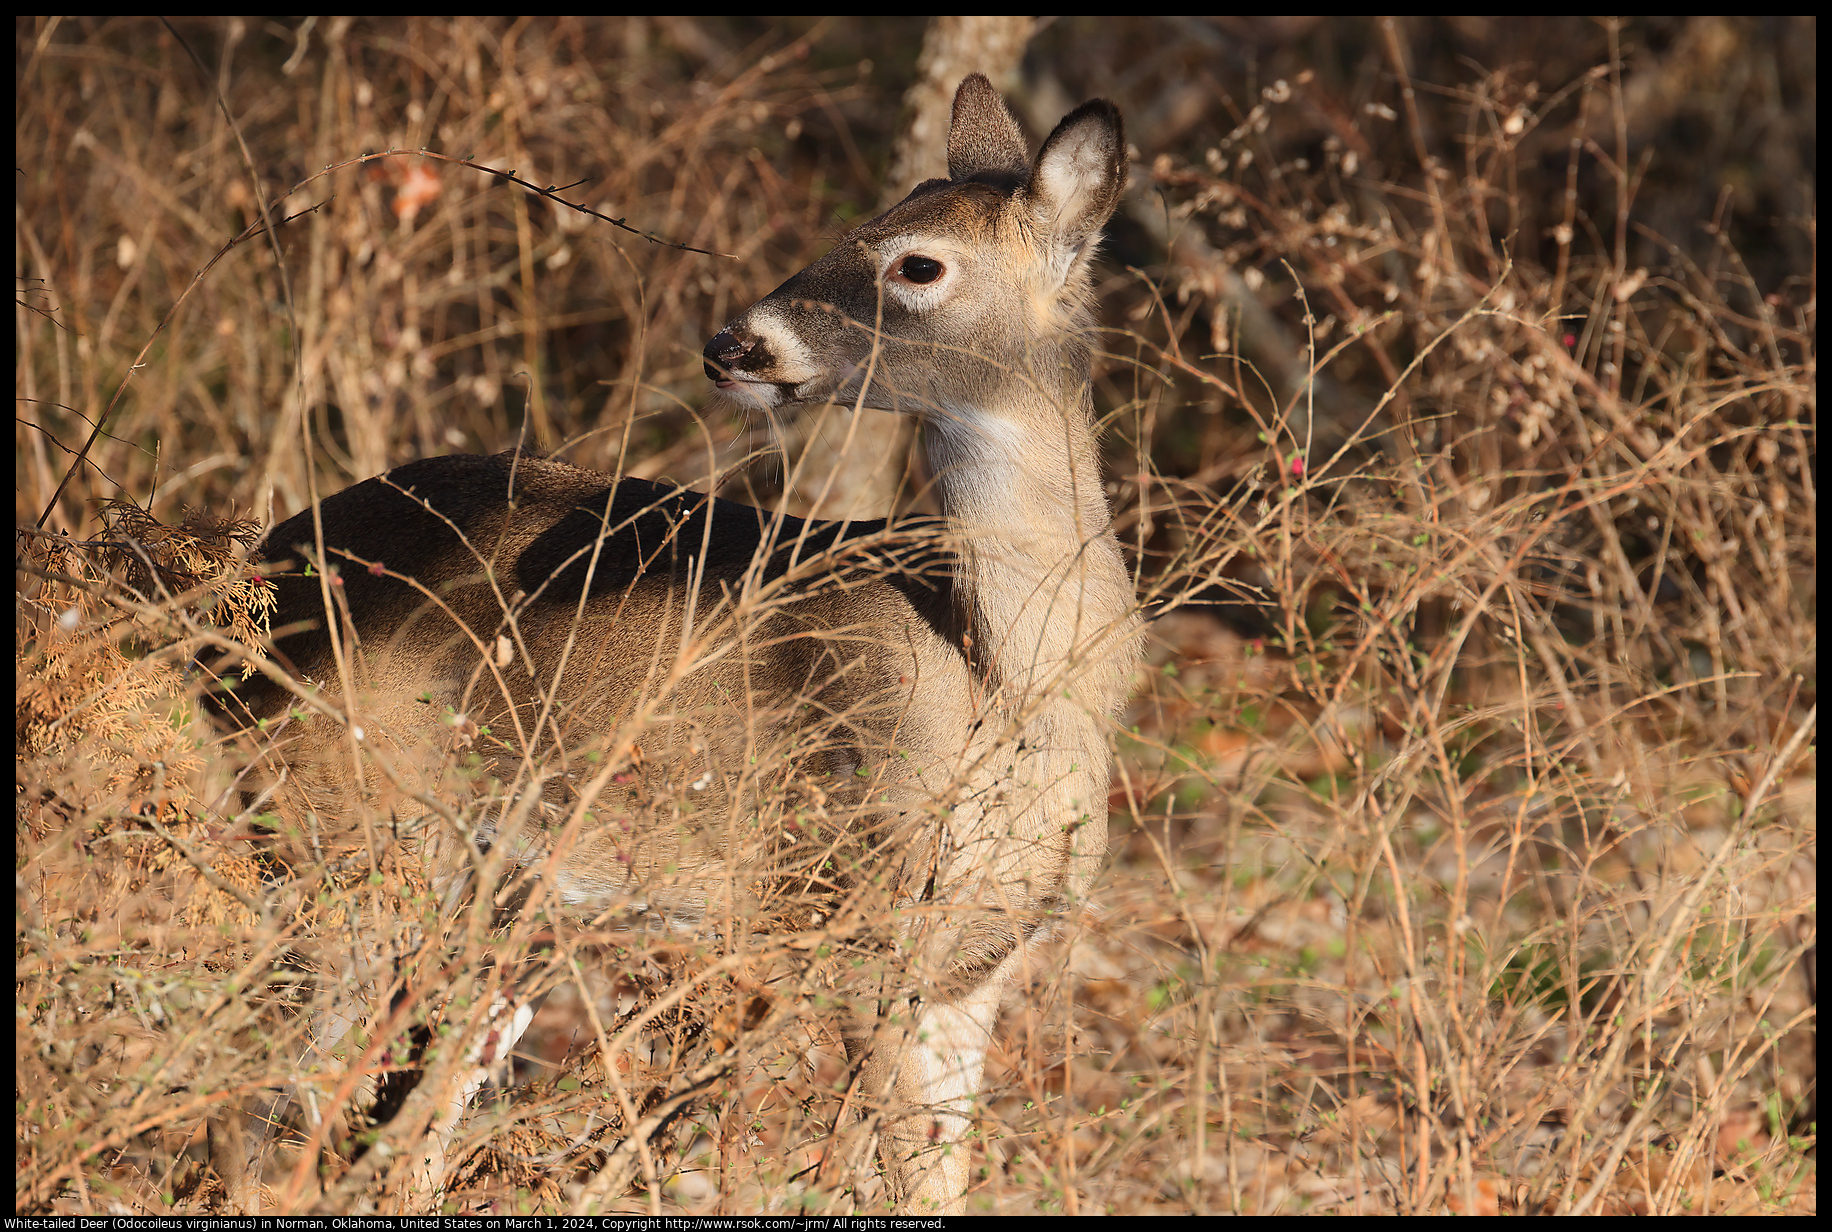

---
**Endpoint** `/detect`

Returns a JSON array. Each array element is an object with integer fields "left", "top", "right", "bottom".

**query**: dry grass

[{"left": 17, "top": 16, "right": 1814, "bottom": 1215}]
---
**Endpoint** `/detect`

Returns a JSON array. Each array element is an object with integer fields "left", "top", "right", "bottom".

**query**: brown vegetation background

[{"left": 17, "top": 16, "right": 1815, "bottom": 1215}]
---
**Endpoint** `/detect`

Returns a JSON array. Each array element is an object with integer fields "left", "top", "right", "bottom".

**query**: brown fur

[{"left": 237, "top": 453, "right": 964, "bottom": 920}]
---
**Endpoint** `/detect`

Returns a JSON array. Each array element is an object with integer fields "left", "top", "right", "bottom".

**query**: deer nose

[{"left": 703, "top": 329, "right": 753, "bottom": 383}]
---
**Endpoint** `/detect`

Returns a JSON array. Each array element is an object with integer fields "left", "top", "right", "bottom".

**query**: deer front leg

[
  {"left": 849, "top": 951, "right": 1016, "bottom": 1214},
  {"left": 401, "top": 987, "right": 541, "bottom": 1210},
  {"left": 209, "top": 1089, "right": 287, "bottom": 1213}
]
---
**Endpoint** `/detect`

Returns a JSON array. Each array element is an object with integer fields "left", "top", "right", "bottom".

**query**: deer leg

[
  {"left": 847, "top": 950, "right": 1015, "bottom": 1214},
  {"left": 403, "top": 987, "right": 542, "bottom": 1210},
  {"left": 208, "top": 996, "right": 356, "bottom": 1215},
  {"left": 209, "top": 1086, "right": 291, "bottom": 1212}
]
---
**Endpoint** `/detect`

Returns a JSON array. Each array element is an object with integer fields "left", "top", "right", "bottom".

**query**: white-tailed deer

[{"left": 223, "top": 73, "right": 1138, "bottom": 1214}]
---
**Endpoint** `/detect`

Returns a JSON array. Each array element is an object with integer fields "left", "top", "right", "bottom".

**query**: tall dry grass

[{"left": 17, "top": 16, "right": 1814, "bottom": 1215}]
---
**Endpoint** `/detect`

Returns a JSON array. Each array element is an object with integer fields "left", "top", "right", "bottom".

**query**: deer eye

[{"left": 895, "top": 254, "right": 944, "bottom": 284}]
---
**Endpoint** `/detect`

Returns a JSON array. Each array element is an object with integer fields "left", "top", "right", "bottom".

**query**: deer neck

[{"left": 922, "top": 374, "right": 1135, "bottom": 719}]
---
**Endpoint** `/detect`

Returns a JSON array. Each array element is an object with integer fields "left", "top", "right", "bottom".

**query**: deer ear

[
  {"left": 1026, "top": 99, "right": 1128, "bottom": 250},
  {"left": 947, "top": 72, "right": 1030, "bottom": 185}
]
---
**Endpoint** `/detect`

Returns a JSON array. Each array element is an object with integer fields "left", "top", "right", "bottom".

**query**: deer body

[
  {"left": 245, "top": 454, "right": 973, "bottom": 921},
  {"left": 233, "top": 74, "right": 1136, "bottom": 1213}
]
